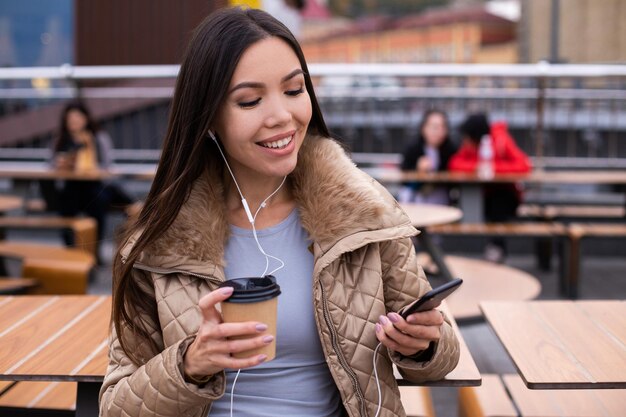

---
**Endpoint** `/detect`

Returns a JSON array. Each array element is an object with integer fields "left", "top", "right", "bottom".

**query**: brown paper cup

[
  {"left": 221, "top": 297, "right": 278, "bottom": 360},
  {"left": 219, "top": 276, "right": 281, "bottom": 361}
]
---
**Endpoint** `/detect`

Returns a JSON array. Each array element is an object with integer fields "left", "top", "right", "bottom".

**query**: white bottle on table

[{"left": 477, "top": 134, "right": 494, "bottom": 179}]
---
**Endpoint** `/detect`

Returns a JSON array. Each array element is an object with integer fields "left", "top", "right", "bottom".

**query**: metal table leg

[
  {"left": 76, "top": 381, "right": 102, "bottom": 417},
  {"left": 417, "top": 229, "right": 454, "bottom": 282}
]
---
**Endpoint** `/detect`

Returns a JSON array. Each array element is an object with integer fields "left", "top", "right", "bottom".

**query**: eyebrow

[{"left": 228, "top": 69, "right": 306, "bottom": 94}]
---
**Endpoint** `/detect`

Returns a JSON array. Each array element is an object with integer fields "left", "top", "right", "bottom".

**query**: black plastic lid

[{"left": 219, "top": 275, "right": 281, "bottom": 303}]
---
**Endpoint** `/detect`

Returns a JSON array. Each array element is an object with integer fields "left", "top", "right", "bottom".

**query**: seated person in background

[
  {"left": 398, "top": 109, "right": 457, "bottom": 205},
  {"left": 449, "top": 113, "right": 532, "bottom": 263},
  {"left": 51, "top": 101, "right": 139, "bottom": 258}
]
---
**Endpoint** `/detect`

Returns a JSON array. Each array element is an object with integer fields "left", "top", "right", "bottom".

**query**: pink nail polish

[
  {"left": 379, "top": 315, "right": 388, "bottom": 325},
  {"left": 220, "top": 287, "right": 234, "bottom": 295},
  {"left": 262, "top": 335, "right": 274, "bottom": 343},
  {"left": 256, "top": 324, "right": 268, "bottom": 332},
  {"left": 387, "top": 313, "right": 399, "bottom": 323},
  {"left": 258, "top": 354, "right": 268, "bottom": 362},
  {"left": 375, "top": 323, "right": 382, "bottom": 333}
]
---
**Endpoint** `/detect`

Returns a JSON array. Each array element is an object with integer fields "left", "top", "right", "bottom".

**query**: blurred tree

[{"left": 328, "top": 0, "right": 454, "bottom": 17}]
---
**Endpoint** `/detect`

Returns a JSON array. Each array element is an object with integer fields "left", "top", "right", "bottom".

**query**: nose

[{"left": 264, "top": 95, "right": 292, "bottom": 128}]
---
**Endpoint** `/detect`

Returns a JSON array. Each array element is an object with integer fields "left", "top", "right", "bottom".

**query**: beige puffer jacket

[{"left": 99, "top": 137, "right": 460, "bottom": 417}]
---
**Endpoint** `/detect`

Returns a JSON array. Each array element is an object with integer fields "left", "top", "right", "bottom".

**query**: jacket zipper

[{"left": 319, "top": 281, "right": 368, "bottom": 417}]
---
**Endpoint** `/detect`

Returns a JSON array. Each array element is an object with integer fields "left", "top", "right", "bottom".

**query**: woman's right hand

[
  {"left": 417, "top": 156, "right": 433, "bottom": 172},
  {"left": 182, "top": 287, "right": 271, "bottom": 380}
]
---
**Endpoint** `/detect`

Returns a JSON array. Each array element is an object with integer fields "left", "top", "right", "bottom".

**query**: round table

[
  {"left": 0, "top": 195, "right": 23, "bottom": 213},
  {"left": 399, "top": 203, "right": 463, "bottom": 228}
]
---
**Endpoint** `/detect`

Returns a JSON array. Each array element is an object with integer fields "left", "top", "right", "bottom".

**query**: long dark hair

[
  {"left": 53, "top": 100, "right": 99, "bottom": 153},
  {"left": 112, "top": 7, "right": 330, "bottom": 364}
]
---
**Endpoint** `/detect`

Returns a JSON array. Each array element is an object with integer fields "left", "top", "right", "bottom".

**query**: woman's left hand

[{"left": 375, "top": 310, "right": 444, "bottom": 357}]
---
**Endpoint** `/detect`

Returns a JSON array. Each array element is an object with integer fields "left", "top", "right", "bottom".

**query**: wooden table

[
  {"left": 0, "top": 195, "right": 23, "bottom": 213},
  {"left": 399, "top": 302, "right": 481, "bottom": 387},
  {"left": 0, "top": 296, "right": 480, "bottom": 416},
  {"left": 0, "top": 167, "right": 117, "bottom": 181},
  {"left": 400, "top": 203, "right": 463, "bottom": 281},
  {"left": 481, "top": 300, "right": 626, "bottom": 389},
  {"left": 374, "top": 170, "right": 626, "bottom": 222},
  {"left": 0, "top": 295, "right": 110, "bottom": 417}
]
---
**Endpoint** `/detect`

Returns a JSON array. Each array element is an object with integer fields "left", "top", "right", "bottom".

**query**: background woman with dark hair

[
  {"left": 398, "top": 109, "right": 457, "bottom": 204},
  {"left": 51, "top": 101, "right": 136, "bottom": 259},
  {"left": 101, "top": 7, "right": 459, "bottom": 417}
]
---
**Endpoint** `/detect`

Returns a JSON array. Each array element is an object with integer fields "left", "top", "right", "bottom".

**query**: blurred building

[
  {"left": 301, "top": 5, "right": 517, "bottom": 63},
  {"left": 519, "top": 0, "right": 626, "bottom": 63},
  {"left": 76, "top": 0, "right": 226, "bottom": 65}
]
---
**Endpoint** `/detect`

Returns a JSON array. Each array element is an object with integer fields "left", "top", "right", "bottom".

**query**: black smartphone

[{"left": 400, "top": 278, "right": 463, "bottom": 319}]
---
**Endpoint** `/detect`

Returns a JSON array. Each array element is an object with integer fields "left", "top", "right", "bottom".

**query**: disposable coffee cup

[{"left": 219, "top": 276, "right": 281, "bottom": 360}]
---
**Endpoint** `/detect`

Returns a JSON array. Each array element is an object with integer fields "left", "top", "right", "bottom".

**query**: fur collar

[{"left": 131, "top": 136, "right": 413, "bottom": 271}]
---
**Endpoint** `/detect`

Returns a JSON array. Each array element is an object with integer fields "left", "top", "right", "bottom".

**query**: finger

[
  {"left": 222, "top": 354, "right": 269, "bottom": 370},
  {"left": 375, "top": 323, "right": 423, "bottom": 357},
  {"left": 379, "top": 316, "right": 432, "bottom": 350},
  {"left": 387, "top": 312, "right": 441, "bottom": 340},
  {"left": 211, "top": 334, "right": 274, "bottom": 355},
  {"left": 198, "top": 287, "right": 234, "bottom": 323},
  {"left": 406, "top": 309, "right": 445, "bottom": 326},
  {"left": 204, "top": 321, "right": 269, "bottom": 339}
]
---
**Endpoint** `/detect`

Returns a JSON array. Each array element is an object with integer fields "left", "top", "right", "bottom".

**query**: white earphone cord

[
  {"left": 210, "top": 132, "right": 382, "bottom": 417},
  {"left": 210, "top": 131, "right": 287, "bottom": 417}
]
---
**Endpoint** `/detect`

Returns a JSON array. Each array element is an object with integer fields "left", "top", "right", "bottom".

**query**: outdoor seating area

[{"left": 1, "top": 1, "right": 625, "bottom": 414}]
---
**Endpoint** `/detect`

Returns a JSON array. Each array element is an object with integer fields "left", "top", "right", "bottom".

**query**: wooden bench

[
  {"left": 519, "top": 204, "right": 626, "bottom": 220},
  {"left": 565, "top": 222, "right": 626, "bottom": 298},
  {"left": 399, "top": 386, "right": 435, "bottom": 417},
  {"left": 439, "top": 255, "right": 541, "bottom": 321},
  {"left": 0, "top": 216, "right": 98, "bottom": 256},
  {"left": 0, "top": 242, "right": 95, "bottom": 294},
  {"left": 459, "top": 374, "right": 517, "bottom": 417},
  {"left": 0, "top": 277, "right": 38, "bottom": 294},
  {"left": 460, "top": 374, "right": 625, "bottom": 417},
  {"left": 0, "top": 381, "right": 75, "bottom": 417},
  {"left": 427, "top": 222, "right": 569, "bottom": 290}
]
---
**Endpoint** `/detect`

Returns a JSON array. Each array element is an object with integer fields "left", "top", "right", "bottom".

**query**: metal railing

[{"left": 1, "top": 63, "right": 625, "bottom": 166}]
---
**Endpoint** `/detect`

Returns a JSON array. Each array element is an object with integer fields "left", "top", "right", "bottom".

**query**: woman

[
  {"left": 449, "top": 113, "right": 532, "bottom": 262},
  {"left": 52, "top": 101, "right": 136, "bottom": 252},
  {"left": 101, "top": 8, "right": 459, "bottom": 417},
  {"left": 399, "top": 109, "right": 456, "bottom": 204}
]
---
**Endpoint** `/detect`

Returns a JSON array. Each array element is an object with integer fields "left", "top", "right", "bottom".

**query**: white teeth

[{"left": 260, "top": 135, "right": 293, "bottom": 149}]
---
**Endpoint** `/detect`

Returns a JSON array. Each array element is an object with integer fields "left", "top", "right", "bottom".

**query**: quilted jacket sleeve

[
  {"left": 379, "top": 237, "right": 460, "bottom": 382},
  {"left": 99, "top": 271, "right": 226, "bottom": 417}
]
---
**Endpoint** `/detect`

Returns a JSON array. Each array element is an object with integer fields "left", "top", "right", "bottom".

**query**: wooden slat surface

[
  {"left": 503, "top": 374, "right": 626, "bottom": 417},
  {"left": 0, "top": 296, "right": 110, "bottom": 382},
  {"left": 481, "top": 301, "right": 626, "bottom": 389},
  {"left": 0, "top": 381, "right": 76, "bottom": 410}
]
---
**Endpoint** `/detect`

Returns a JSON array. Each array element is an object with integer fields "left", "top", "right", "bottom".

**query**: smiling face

[{"left": 213, "top": 36, "right": 312, "bottom": 185}]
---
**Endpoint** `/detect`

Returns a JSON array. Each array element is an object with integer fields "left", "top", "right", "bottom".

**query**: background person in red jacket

[{"left": 449, "top": 113, "right": 532, "bottom": 263}]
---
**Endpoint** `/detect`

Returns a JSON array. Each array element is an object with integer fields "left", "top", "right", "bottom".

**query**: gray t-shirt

[{"left": 210, "top": 209, "right": 343, "bottom": 416}]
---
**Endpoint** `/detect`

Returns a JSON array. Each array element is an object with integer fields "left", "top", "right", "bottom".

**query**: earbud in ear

[{"left": 208, "top": 130, "right": 217, "bottom": 142}]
